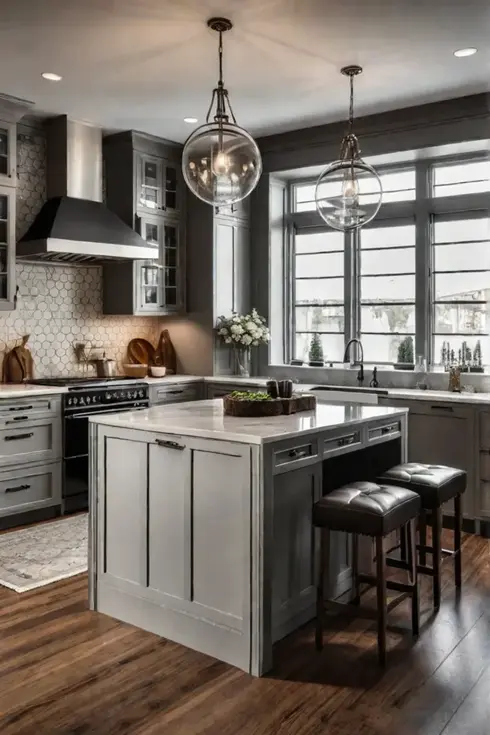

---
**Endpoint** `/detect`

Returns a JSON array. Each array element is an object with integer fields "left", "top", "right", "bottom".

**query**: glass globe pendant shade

[
  {"left": 182, "top": 121, "right": 262, "bottom": 207},
  {"left": 315, "top": 157, "right": 383, "bottom": 231}
]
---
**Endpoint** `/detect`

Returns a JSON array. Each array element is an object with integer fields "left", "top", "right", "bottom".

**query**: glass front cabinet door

[
  {"left": 0, "top": 122, "right": 16, "bottom": 187},
  {"left": 0, "top": 187, "right": 16, "bottom": 309},
  {"left": 135, "top": 216, "right": 182, "bottom": 314},
  {"left": 136, "top": 153, "right": 181, "bottom": 217}
]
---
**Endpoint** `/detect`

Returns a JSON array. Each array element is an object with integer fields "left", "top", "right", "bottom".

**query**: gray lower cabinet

[
  {"left": 272, "top": 463, "right": 322, "bottom": 642},
  {"left": 0, "top": 395, "right": 62, "bottom": 519},
  {"left": 149, "top": 382, "right": 202, "bottom": 406},
  {"left": 97, "top": 426, "right": 252, "bottom": 669},
  {"left": 0, "top": 461, "right": 61, "bottom": 517},
  {"left": 379, "top": 397, "right": 476, "bottom": 518}
]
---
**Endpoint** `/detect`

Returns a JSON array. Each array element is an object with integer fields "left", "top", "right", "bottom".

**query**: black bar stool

[
  {"left": 377, "top": 463, "right": 466, "bottom": 609},
  {"left": 313, "top": 481, "right": 421, "bottom": 666}
]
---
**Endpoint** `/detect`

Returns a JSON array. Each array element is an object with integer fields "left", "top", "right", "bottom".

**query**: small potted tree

[
  {"left": 471, "top": 340, "right": 484, "bottom": 373},
  {"left": 394, "top": 336, "right": 415, "bottom": 370},
  {"left": 308, "top": 333, "right": 324, "bottom": 367}
]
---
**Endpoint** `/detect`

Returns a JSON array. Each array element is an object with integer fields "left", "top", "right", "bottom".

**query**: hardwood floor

[{"left": 0, "top": 530, "right": 489, "bottom": 734}]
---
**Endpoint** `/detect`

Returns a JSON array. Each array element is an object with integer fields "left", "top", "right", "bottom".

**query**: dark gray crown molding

[{"left": 257, "top": 93, "right": 490, "bottom": 173}]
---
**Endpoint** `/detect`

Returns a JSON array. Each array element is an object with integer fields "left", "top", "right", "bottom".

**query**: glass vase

[{"left": 233, "top": 346, "right": 251, "bottom": 377}]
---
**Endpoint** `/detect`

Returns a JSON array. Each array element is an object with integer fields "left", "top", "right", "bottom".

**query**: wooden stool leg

[
  {"left": 432, "top": 507, "right": 442, "bottom": 609},
  {"left": 352, "top": 533, "right": 360, "bottom": 605},
  {"left": 419, "top": 510, "right": 427, "bottom": 565},
  {"left": 316, "top": 527, "right": 329, "bottom": 651},
  {"left": 407, "top": 518, "right": 419, "bottom": 636},
  {"left": 454, "top": 494, "right": 462, "bottom": 588},
  {"left": 375, "top": 536, "right": 387, "bottom": 666}
]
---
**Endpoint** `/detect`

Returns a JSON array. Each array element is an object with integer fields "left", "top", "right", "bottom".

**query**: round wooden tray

[{"left": 223, "top": 393, "right": 316, "bottom": 417}]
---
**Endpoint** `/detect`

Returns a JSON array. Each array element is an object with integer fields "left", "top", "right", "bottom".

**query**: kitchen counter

[
  {"left": 89, "top": 398, "right": 407, "bottom": 676},
  {"left": 90, "top": 398, "right": 407, "bottom": 445},
  {"left": 0, "top": 384, "right": 68, "bottom": 398},
  {"left": 387, "top": 388, "right": 490, "bottom": 405}
]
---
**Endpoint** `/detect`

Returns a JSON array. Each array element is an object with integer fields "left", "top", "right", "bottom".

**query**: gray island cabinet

[{"left": 89, "top": 399, "right": 408, "bottom": 675}]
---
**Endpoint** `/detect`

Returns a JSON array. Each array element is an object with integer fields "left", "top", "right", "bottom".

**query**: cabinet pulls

[
  {"left": 5, "top": 483, "right": 30, "bottom": 493},
  {"left": 6, "top": 416, "right": 29, "bottom": 424},
  {"left": 4, "top": 432, "right": 34, "bottom": 442},
  {"left": 155, "top": 438, "right": 186, "bottom": 451},
  {"left": 381, "top": 424, "right": 397, "bottom": 435},
  {"left": 431, "top": 405, "right": 454, "bottom": 412},
  {"left": 8, "top": 405, "right": 33, "bottom": 412},
  {"left": 164, "top": 389, "right": 185, "bottom": 395},
  {"left": 288, "top": 448, "right": 308, "bottom": 459},
  {"left": 337, "top": 435, "right": 355, "bottom": 447}
]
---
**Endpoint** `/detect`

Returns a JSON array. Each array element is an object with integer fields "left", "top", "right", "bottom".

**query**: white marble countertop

[
  {"left": 0, "top": 384, "right": 69, "bottom": 398},
  {"left": 89, "top": 398, "right": 408, "bottom": 445},
  {"left": 387, "top": 388, "right": 490, "bottom": 405}
]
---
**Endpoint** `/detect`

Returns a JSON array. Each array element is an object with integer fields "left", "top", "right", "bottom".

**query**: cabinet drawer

[
  {"left": 150, "top": 383, "right": 200, "bottom": 405},
  {"left": 367, "top": 420, "right": 401, "bottom": 443},
  {"left": 0, "top": 417, "right": 61, "bottom": 467},
  {"left": 323, "top": 430, "right": 362, "bottom": 457},
  {"left": 0, "top": 461, "right": 61, "bottom": 516},
  {"left": 0, "top": 395, "right": 61, "bottom": 426},
  {"left": 273, "top": 441, "right": 318, "bottom": 472},
  {"left": 480, "top": 481, "right": 490, "bottom": 517}
]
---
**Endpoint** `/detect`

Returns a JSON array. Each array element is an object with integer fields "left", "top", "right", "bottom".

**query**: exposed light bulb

[
  {"left": 341, "top": 175, "right": 359, "bottom": 202},
  {"left": 213, "top": 150, "right": 231, "bottom": 176}
]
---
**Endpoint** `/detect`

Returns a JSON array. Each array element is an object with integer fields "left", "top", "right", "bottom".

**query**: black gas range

[{"left": 28, "top": 377, "right": 150, "bottom": 513}]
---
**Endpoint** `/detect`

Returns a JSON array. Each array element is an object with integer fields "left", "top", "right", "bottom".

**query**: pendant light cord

[
  {"left": 218, "top": 30, "right": 224, "bottom": 87},
  {"left": 348, "top": 73, "right": 354, "bottom": 134}
]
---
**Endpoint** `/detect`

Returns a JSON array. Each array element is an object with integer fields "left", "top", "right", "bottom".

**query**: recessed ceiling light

[
  {"left": 454, "top": 47, "right": 477, "bottom": 58},
  {"left": 41, "top": 72, "right": 63, "bottom": 81},
  {"left": 184, "top": 117, "right": 198, "bottom": 124}
]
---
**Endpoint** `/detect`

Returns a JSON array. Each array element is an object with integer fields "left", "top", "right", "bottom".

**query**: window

[
  {"left": 360, "top": 223, "right": 416, "bottom": 363},
  {"left": 432, "top": 215, "right": 490, "bottom": 368},
  {"left": 433, "top": 159, "right": 490, "bottom": 198},
  {"left": 293, "top": 168, "right": 416, "bottom": 212},
  {"left": 293, "top": 230, "right": 345, "bottom": 363},
  {"left": 287, "top": 152, "right": 490, "bottom": 370}
]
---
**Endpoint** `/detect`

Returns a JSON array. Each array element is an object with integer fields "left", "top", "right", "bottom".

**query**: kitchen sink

[
  {"left": 310, "top": 385, "right": 387, "bottom": 405},
  {"left": 312, "top": 385, "right": 389, "bottom": 396}
]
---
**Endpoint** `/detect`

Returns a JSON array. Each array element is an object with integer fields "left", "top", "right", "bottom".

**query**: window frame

[{"left": 286, "top": 151, "right": 490, "bottom": 368}]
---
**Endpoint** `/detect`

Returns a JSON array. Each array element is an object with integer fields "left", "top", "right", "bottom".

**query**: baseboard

[
  {"left": 0, "top": 505, "right": 61, "bottom": 531},
  {"left": 442, "top": 515, "right": 476, "bottom": 534}
]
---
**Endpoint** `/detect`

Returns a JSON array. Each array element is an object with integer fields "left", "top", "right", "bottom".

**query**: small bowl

[
  {"left": 149, "top": 366, "right": 167, "bottom": 378},
  {"left": 123, "top": 363, "right": 148, "bottom": 378}
]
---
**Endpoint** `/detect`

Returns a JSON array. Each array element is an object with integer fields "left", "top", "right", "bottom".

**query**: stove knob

[
  {"left": 67, "top": 397, "right": 72, "bottom": 406},
  {"left": 73, "top": 397, "right": 78, "bottom": 405},
  {"left": 106, "top": 392, "right": 111, "bottom": 400},
  {"left": 79, "top": 397, "right": 85, "bottom": 405},
  {"left": 86, "top": 396, "right": 91, "bottom": 404},
  {"left": 138, "top": 389, "right": 144, "bottom": 398}
]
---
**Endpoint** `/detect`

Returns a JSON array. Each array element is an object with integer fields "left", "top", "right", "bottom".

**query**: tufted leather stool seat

[
  {"left": 313, "top": 481, "right": 421, "bottom": 537},
  {"left": 377, "top": 463, "right": 467, "bottom": 609},
  {"left": 313, "top": 481, "right": 421, "bottom": 666},
  {"left": 377, "top": 463, "right": 466, "bottom": 509}
]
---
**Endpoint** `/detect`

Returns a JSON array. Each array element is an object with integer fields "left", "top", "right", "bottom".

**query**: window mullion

[{"left": 415, "top": 161, "right": 431, "bottom": 365}]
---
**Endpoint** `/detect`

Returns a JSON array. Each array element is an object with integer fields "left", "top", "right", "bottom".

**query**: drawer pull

[
  {"left": 9, "top": 405, "right": 33, "bottom": 412},
  {"left": 431, "top": 405, "right": 453, "bottom": 412},
  {"left": 4, "top": 432, "right": 35, "bottom": 442},
  {"left": 288, "top": 448, "right": 308, "bottom": 459},
  {"left": 5, "top": 484, "right": 30, "bottom": 493},
  {"left": 6, "top": 416, "right": 29, "bottom": 423},
  {"left": 337, "top": 435, "right": 355, "bottom": 447},
  {"left": 155, "top": 438, "right": 186, "bottom": 451},
  {"left": 381, "top": 425, "right": 396, "bottom": 435}
]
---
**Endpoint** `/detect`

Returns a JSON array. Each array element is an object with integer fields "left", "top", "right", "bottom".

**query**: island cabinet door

[{"left": 272, "top": 463, "right": 322, "bottom": 643}]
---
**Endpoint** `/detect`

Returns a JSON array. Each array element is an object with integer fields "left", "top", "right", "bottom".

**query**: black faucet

[{"left": 343, "top": 338, "right": 364, "bottom": 387}]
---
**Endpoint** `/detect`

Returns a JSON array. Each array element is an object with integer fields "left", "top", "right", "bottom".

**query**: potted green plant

[
  {"left": 394, "top": 336, "right": 415, "bottom": 370},
  {"left": 308, "top": 333, "right": 324, "bottom": 367}
]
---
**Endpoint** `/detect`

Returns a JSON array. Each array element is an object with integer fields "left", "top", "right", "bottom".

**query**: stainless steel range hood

[{"left": 17, "top": 116, "right": 157, "bottom": 263}]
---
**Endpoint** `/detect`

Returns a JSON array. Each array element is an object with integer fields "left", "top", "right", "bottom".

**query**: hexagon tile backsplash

[{"left": 0, "top": 122, "right": 163, "bottom": 378}]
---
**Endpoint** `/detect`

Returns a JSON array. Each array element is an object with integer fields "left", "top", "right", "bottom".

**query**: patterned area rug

[{"left": 0, "top": 514, "right": 88, "bottom": 592}]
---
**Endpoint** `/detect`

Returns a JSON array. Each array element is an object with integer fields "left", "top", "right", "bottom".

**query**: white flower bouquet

[{"left": 216, "top": 309, "right": 270, "bottom": 348}]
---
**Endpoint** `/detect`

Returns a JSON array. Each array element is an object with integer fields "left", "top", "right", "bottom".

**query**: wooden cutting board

[{"left": 127, "top": 338, "right": 156, "bottom": 366}]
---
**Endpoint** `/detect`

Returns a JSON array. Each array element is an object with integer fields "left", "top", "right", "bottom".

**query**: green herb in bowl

[{"left": 230, "top": 391, "right": 273, "bottom": 402}]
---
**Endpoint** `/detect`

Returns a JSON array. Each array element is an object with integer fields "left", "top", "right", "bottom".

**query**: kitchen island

[{"left": 88, "top": 398, "right": 408, "bottom": 675}]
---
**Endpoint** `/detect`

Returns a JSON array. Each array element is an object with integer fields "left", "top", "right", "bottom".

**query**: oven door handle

[{"left": 65, "top": 405, "right": 148, "bottom": 420}]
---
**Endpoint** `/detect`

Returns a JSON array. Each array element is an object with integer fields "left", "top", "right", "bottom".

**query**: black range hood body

[{"left": 17, "top": 196, "right": 157, "bottom": 263}]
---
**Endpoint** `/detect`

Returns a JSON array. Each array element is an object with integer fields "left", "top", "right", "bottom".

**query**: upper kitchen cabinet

[
  {"left": 102, "top": 130, "right": 185, "bottom": 316},
  {"left": 136, "top": 154, "right": 182, "bottom": 216},
  {"left": 0, "top": 94, "right": 33, "bottom": 189},
  {"left": 103, "top": 130, "right": 184, "bottom": 227},
  {"left": 0, "top": 186, "right": 16, "bottom": 309}
]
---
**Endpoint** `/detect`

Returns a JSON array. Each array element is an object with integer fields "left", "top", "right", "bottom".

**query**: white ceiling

[{"left": 0, "top": 0, "right": 489, "bottom": 143}]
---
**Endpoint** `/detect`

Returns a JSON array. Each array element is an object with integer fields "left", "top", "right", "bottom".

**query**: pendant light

[
  {"left": 182, "top": 17, "right": 262, "bottom": 207},
  {"left": 315, "top": 65, "right": 382, "bottom": 231}
]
